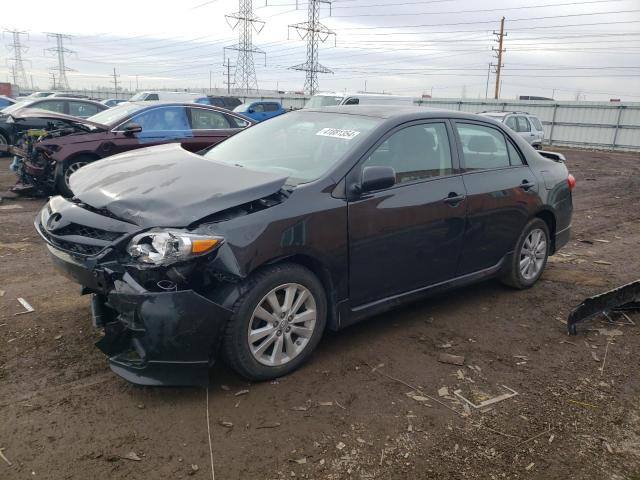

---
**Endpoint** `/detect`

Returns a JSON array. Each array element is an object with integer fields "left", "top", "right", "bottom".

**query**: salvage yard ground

[{"left": 0, "top": 148, "right": 639, "bottom": 480}]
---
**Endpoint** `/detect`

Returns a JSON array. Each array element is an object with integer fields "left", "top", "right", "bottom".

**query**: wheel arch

[
  {"left": 535, "top": 208, "right": 557, "bottom": 253},
  {"left": 63, "top": 151, "right": 102, "bottom": 165},
  {"left": 264, "top": 254, "right": 339, "bottom": 330}
]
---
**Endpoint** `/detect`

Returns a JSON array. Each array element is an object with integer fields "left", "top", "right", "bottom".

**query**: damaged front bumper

[
  {"left": 37, "top": 198, "right": 233, "bottom": 386},
  {"left": 46, "top": 245, "right": 233, "bottom": 386},
  {"left": 94, "top": 274, "right": 232, "bottom": 386}
]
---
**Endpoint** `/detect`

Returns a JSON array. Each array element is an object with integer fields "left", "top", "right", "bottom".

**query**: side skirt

[{"left": 337, "top": 256, "right": 508, "bottom": 330}]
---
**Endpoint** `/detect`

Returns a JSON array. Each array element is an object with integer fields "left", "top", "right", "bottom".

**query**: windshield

[
  {"left": 87, "top": 103, "right": 145, "bottom": 125},
  {"left": 129, "top": 92, "right": 149, "bottom": 101},
  {"left": 1, "top": 100, "right": 34, "bottom": 114},
  {"left": 204, "top": 111, "right": 380, "bottom": 185},
  {"left": 305, "top": 95, "right": 344, "bottom": 108}
]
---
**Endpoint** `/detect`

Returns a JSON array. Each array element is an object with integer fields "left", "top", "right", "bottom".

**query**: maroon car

[{"left": 11, "top": 102, "right": 255, "bottom": 196}]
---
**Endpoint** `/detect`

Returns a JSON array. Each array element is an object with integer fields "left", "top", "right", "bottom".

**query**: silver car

[{"left": 480, "top": 111, "right": 545, "bottom": 149}]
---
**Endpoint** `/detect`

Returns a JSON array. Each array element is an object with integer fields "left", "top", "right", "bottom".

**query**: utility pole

[
  {"left": 492, "top": 17, "right": 506, "bottom": 100},
  {"left": 4, "top": 29, "right": 30, "bottom": 89},
  {"left": 288, "top": 0, "right": 336, "bottom": 95},
  {"left": 209, "top": 70, "right": 213, "bottom": 93},
  {"left": 111, "top": 68, "right": 120, "bottom": 98},
  {"left": 45, "top": 33, "right": 74, "bottom": 90},
  {"left": 49, "top": 71, "right": 56, "bottom": 90},
  {"left": 224, "top": 0, "right": 265, "bottom": 93},
  {"left": 223, "top": 59, "right": 235, "bottom": 94}
]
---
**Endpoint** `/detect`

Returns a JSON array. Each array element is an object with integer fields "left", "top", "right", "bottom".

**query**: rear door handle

[
  {"left": 443, "top": 192, "right": 466, "bottom": 205},
  {"left": 519, "top": 180, "right": 535, "bottom": 191}
]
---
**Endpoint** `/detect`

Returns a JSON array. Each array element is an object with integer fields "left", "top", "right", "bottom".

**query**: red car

[{"left": 11, "top": 101, "right": 255, "bottom": 196}]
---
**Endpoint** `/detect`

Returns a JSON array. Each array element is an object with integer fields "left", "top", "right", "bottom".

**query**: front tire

[
  {"left": 221, "top": 263, "right": 327, "bottom": 381},
  {"left": 501, "top": 218, "right": 550, "bottom": 289},
  {"left": 0, "top": 132, "right": 9, "bottom": 157},
  {"left": 56, "top": 156, "right": 92, "bottom": 197}
]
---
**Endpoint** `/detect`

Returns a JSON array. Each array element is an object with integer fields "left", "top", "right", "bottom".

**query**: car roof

[
  {"left": 33, "top": 96, "right": 105, "bottom": 105},
  {"left": 304, "top": 105, "right": 498, "bottom": 122}
]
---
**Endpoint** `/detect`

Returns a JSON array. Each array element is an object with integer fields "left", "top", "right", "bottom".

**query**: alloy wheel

[
  {"left": 64, "top": 161, "right": 88, "bottom": 188},
  {"left": 247, "top": 283, "right": 317, "bottom": 367},
  {"left": 519, "top": 228, "right": 547, "bottom": 281}
]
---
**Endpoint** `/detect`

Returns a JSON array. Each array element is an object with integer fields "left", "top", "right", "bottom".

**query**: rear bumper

[
  {"left": 46, "top": 244, "right": 232, "bottom": 387},
  {"left": 554, "top": 224, "right": 571, "bottom": 253}
]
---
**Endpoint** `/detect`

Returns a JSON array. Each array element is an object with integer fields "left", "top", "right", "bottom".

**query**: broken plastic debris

[
  {"left": 122, "top": 452, "right": 141, "bottom": 461},
  {"left": 438, "top": 387, "right": 449, "bottom": 397},
  {"left": 15, "top": 297, "right": 34, "bottom": 316},
  {"left": 235, "top": 389, "right": 249, "bottom": 396},
  {"left": 438, "top": 353, "right": 465, "bottom": 366},
  {"left": 336, "top": 442, "right": 346, "bottom": 450},
  {"left": 453, "top": 385, "right": 518, "bottom": 409}
]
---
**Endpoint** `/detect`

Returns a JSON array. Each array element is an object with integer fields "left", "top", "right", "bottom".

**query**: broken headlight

[{"left": 127, "top": 230, "right": 223, "bottom": 266}]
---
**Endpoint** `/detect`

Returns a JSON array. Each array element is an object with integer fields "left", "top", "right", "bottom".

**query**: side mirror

[
  {"left": 247, "top": 108, "right": 255, "bottom": 114},
  {"left": 361, "top": 166, "right": 396, "bottom": 193},
  {"left": 124, "top": 123, "right": 142, "bottom": 135}
]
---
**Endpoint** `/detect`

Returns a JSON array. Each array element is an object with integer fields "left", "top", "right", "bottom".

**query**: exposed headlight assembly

[{"left": 127, "top": 230, "right": 223, "bottom": 266}]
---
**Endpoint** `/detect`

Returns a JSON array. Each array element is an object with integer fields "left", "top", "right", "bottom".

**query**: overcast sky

[{"left": 1, "top": 0, "right": 639, "bottom": 100}]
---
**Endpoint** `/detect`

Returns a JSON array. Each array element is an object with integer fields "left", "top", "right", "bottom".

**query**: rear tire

[
  {"left": 0, "top": 132, "right": 9, "bottom": 157},
  {"left": 500, "top": 218, "right": 550, "bottom": 289},
  {"left": 56, "top": 156, "right": 92, "bottom": 197},
  {"left": 221, "top": 263, "right": 327, "bottom": 381}
]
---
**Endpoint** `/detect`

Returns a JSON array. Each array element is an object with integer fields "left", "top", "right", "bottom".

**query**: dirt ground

[{"left": 0, "top": 148, "right": 639, "bottom": 480}]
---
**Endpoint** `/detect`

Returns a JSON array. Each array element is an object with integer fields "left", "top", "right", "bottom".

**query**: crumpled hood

[{"left": 69, "top": 143, "right": 288, "bottom": 228}]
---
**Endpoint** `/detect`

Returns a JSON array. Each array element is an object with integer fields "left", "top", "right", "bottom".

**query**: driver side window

[
  {"left": 364, "top": 123, "right": 454, "bottom": 185},
  {"left": 124, "top": 107, "right": 189, "bottom": 132}
]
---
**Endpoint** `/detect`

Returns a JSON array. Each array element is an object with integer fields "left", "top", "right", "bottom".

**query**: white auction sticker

[{"left": 316, "top": 128, "right": 361, "bottom": 140}]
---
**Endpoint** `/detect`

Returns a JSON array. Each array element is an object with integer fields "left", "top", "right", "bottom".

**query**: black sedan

[{"left": 34, "top": 106, "right": 575, "bottom": 386}]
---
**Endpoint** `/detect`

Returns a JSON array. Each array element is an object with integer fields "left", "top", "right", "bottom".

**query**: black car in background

[
  {"left": 35, "top": 106, "right": 574, "bottom": 386},
  {"left": 198, "top": 95, "right": 242, "bottom": 110},
  {"left": 0, "top": 97, "right": 108, "bottom": 146}
]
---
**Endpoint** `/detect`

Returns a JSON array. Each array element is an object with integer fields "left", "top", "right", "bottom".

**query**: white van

[
  {"left": 128, "top": 91, "right": 208, "bottom": 103},
  {"left": 305, "top": 92, "right": 415, "bottom": 108}
]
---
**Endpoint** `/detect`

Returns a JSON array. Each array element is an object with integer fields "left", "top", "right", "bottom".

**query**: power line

[
  {"left": 3, "top": 29, "right": 30, "bottom": 89},
  {"left": 111, "top": 67, "right": 120, "bottom": 98},
  {"left": 334, "top": 12, "right": 640, "bottom": 30},
  {"left": 223, "top": 58, "right": 235, "bottom": 93},
  {"left": 289, "top": 0, "right": 336, "bottom": 94},
  {"left": 328, "top": 0, "right": 630, "bottom": 17},
  {"left": 45, "top": 33, "right": 74, "bottom": 90}
]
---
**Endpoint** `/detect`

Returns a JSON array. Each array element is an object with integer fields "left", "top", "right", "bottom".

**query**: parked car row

[
  {"left": 25, "top": 103, "right": 574, "bottom": 386},
  {"left": 7, "top": 102, "right": 255, "bottom": 195}
]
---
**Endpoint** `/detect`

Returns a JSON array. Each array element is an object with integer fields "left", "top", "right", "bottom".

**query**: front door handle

[
  {"left": 519, "top": 180, "right": 535, "bottom": 191},
  {"left": 443, "top": 192, "right": 466, "bottom": 206}
]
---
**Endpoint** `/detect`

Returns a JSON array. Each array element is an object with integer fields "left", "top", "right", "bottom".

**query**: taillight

[{"left": 567, "top": 174, "right": 576, "bottom": 192}]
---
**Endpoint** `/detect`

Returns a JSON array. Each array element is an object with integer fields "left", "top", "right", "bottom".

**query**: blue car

[
  {"left": 0, "top": 96, "right": 16, "bottom": 109},
  {"left": 233, "top": 101, "right": 285, "bottom": 122}
]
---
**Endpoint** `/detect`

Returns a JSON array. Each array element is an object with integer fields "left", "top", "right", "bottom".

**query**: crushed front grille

[
  {"left": 54, "top": 223, "right": 122, "bottom": 242},
  {"left": 40, "top": 227, "right": 104, "bottom": 256}
]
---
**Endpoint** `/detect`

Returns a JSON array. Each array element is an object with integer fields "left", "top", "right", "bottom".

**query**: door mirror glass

[
  {"left": 361, "top": 166, "right": 396, "bottom": 192},
  {"left": 124, "top": 122, "right": 142, "bottom": 135}
]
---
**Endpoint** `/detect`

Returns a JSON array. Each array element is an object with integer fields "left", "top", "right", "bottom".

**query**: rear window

[{"left": 456, "top": 123, "right": 510, "bottom": 170}]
